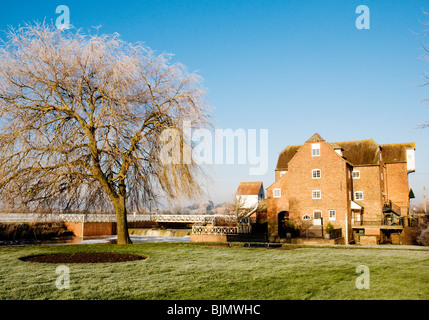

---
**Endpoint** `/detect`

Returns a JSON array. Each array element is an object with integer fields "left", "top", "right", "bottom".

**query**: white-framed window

[
  {"left": 355, "top": 191, "right": 364, "bottom": 201},
  {"left": 312, "top": 143, "right": 320, "bottom": 157},
  {"left": 352, "top": 170, "right": 360, "bottom": 179},
  {"left": 273, "top": 188, "right": 281, "bottom": 198},
  {"left": 302, "top": 214, "right": 311, "bottom": 220},
  {"left": 280, "top": 171, "right": 286, "bottom": 177},
  {"left": 312, "top": 169, "right": 321, "bottom": 179},
  {"left": 329, "top": 210, "right": 336, "bottom": 221},
  {"left": 312, "top": 190, "right": 321, "bottom": 199},
  {"left": 313, "top": 211, "right": 322, "bottom": 219}
]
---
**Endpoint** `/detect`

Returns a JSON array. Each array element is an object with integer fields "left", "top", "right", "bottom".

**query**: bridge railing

[
  {"left": 0, "top": 213, "right": 239, "bottom": 224},
  {"left": 152, "top": 214, "right": 209, "bottom": 223},
  {"left": 0, "top": 213, "right": 63, "bottom": 223}
]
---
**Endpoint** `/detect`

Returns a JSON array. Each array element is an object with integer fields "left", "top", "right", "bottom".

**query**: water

[
  {"left": 74, "top": 235, "right": 190, "bottom": 245},
  {"left": 129, "top": 228, "right": 191, "bottom": 237},
  {"left": 0, "top": 228, "right": 191, "bottom": 246}
]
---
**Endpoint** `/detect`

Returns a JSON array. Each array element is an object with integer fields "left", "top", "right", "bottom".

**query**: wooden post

[
  {"left": 424, "top": 186, "right": 427, "bottom": 214},
  {"left": 345, "top": 210, "right": 349, "bottom": 245}
]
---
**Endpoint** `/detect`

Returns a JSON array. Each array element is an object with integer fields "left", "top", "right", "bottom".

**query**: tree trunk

[{"left": 114, "top": 182, "right": 132, "bottom": 244}]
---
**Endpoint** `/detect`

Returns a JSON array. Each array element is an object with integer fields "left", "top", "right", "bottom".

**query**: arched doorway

[{"left": 278, "top": 211, "right": 288, "bottom": 238}]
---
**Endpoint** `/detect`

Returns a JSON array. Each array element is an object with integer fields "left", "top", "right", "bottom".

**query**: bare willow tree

[{"left": 0, "top": 23, "right": 211, "bottom": 244}]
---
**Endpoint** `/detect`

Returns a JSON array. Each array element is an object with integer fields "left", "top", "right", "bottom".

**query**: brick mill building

[{"left": 266, "top": 133, "right": 416, "bottom": 245}]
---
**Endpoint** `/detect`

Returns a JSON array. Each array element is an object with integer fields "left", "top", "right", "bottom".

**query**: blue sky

[{"left": 1, "top": 1, "right": 428, "bottom": 206}]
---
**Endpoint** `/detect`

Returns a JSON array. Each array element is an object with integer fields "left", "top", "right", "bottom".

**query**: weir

[{"left": 129, "top": 228, "right": 191, "bottom": 237}]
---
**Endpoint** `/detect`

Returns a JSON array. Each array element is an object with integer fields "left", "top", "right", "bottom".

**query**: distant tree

[
  {"left": 409, "top": 188, "right": 415, "bottom": 199},
  {"left": 207, "top": 200, "right": 214, "bottom": 212},
  {"left": 232, "top": 194, "right": 257, "bottom": 221},
  {"left": 170, "top": 205, "right": 183, "bottom": 215},
  {"left": 0, "top": 23, "right": 210, "bottom": 244}
]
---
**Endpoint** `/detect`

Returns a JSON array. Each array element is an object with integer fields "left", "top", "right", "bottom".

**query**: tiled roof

[
  {"left": 381, "top": 143, "right": 415, "bottom": 163},
  {"left": 236, "top": 182, "right": 263, "bottom": 195},
  {"left": 275, "top": 133, "right": 415, "bottom": 170},
  {"left": 333, "top": 139, "right": 380, "bottom": 166},
  {"left": 275, "top": 145, "right": 302, "bottom": 170}
]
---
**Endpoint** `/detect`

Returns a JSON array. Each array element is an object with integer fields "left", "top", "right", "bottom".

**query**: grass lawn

[{"left": 0, "top": 242, "right": 428, "bottom": 300}]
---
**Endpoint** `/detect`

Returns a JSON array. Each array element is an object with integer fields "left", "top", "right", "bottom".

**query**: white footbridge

[{"left": 0, "top": 213, "right": 241, "bottom": 224}]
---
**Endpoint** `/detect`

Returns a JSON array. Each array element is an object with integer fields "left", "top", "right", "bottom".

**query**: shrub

[
  {"left": 325, "top": 222, "right": 334, "bottom": 234},
  {"left": 213, "top": 216, "right": 237, "bottom": 227},
  {"left": 284, "top": 219, "right": 298, "bottom": 237},
  {"left": 0, "top": 222, "right": 71, "bottom": 240},
  {"left": 416, "top": 219, "right": 429, "bottom": 246}
]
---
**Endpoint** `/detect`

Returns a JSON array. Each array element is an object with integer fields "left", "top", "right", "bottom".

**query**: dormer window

[{"left": 334, "top": 148, "right": 343, "bottom": 156}]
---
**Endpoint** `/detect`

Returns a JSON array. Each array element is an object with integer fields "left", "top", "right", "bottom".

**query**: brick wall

[
  {"left": 385, "top": 163, "right": 410, "bottom": 208},
  {"left": 391, "top": 227, "right": 417, "bottom": 245},
  {"left": 267, "top": 140, "right": 353, "bottom": 243},
  {"left": 64, "top": 222, "right": 116, "bottom": 237},
  {"left": 266, "top": 136, "right": 413, "bottom": 245},
  {"left": 359, "top": 235, "right": 379, "bottom": 245},
  {"left": 287, "top": 141, "right": 351, "bottom": 238},
  {"left": 352, "top": 166, "right": 383, "bottom": 222},
  {"left": 267, "top": 174, "right": 289, "bottom": 241},
  {"left": 190, "top": 234, "right": 227, "bottom": 242}
]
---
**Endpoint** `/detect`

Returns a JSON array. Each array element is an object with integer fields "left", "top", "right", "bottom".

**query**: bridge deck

[{"left": 0, "top": 213, "right": 236, "bottom": 224}]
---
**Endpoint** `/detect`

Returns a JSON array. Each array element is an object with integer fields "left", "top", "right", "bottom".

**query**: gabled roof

[
  {"left": 381, "top": 143, "right": 415, "bottom": 163},
  {"left": 306, "top": 133, "right": 325, "bottom": 142},
  {"left": 275, "top": 134, "right": 401, "bottom": 170},
  {"left": 236, "top": 182, "right": 263, "bottom": 196}
]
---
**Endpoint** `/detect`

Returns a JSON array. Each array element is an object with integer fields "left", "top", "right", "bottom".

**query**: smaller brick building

[
  {"left": 266, "top": 133, "right": 415, "bottom": 244},
  {"left": 236, "top": 181, "right": 265, "bottom": 209}
]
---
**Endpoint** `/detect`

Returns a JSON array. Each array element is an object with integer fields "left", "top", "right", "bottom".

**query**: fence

[
  {"left": 330, "top": 228, "right": 342, "bottom": 239},
  {"left": 192, "top": 225, "right": 251, "bottom": 235}
]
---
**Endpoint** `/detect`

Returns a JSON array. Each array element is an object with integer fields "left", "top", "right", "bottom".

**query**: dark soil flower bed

[{"left": 20, "top": 252, "right": 146, "bottom": 263}]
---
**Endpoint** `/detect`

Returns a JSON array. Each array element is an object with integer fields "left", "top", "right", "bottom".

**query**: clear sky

[{"left": 1, "top": 1, "right": 428, "bottom": 207}]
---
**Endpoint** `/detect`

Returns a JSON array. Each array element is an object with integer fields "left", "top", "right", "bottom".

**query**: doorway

[
  {"left": 278, "top": 211, "right": 288, "bottom": 238},
  {"left": 313, "top": 211, "right": 322, "bottom": 226}
]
